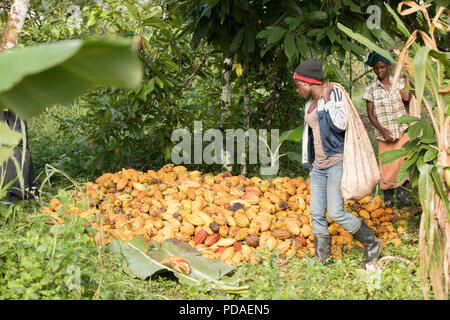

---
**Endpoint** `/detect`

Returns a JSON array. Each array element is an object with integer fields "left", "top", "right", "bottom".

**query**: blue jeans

[{"left": 309, "top": 161, "right": 361, "bottom": 236}]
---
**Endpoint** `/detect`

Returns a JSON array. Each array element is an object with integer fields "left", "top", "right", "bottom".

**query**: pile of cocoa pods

[{"left": 41, "top": 164, "right": 409, "bottom": 265}]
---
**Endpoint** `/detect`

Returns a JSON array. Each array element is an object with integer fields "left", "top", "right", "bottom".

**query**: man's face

[
  {"left": 294, "top": 79, "right": 310, "bottom": 99},
  {"left": 373, "top": 61, "right": 390, "bottom": 80}
]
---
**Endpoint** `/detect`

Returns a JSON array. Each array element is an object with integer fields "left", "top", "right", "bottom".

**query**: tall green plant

[{"left": 338, "top": 1, "right": 449, "bottom": 300}]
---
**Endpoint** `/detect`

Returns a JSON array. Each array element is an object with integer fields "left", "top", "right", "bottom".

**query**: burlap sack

[{"left": 332, "top": 83, "right": 380, "bottom": 202}]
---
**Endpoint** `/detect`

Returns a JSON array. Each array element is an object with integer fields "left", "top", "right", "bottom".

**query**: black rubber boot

[
  {"left": 351, "top": 221, "right": 382, "bottom": 267},
  {"left": 383, "top": 188, "right": 394, "bottom": 208},
  {"left": 397, "top": 183, "right": 411, "bottom": 206},
  {"left": 313, "top": 234, "right": 331, "bottom": 265}
]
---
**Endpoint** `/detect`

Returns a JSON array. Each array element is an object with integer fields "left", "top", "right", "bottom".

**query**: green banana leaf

[
  {"left": 0, "top": 122, "right": 22, "bottom": 163},
  {"left": 0, "top": 38, "right": 143, "bottom": 120},
  {"left": 108, "top": 236, "right": 249, "bottom": 294}
]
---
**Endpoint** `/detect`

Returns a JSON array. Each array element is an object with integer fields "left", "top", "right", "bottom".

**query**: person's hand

[
  {"left": 402, "top": 76, "right": 410, "bottom": 89},
  {"left": 322, "top": 82, "right": 334, "bottom": 103},
  {"left": 380, "top": 127, "right": 394, "bottom": 142},
  {"left": 306, "top": 175, "right": 310, "bottom": 188}
]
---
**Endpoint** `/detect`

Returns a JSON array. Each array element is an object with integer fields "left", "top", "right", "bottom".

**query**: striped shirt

[{"left": 362, "top": 77, "right": 410, "bottom": 141}]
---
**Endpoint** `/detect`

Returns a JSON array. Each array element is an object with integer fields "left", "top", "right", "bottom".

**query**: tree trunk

[
  {"left": 221, "top": 54, "right": 233, "bottom": 120},
  {"left": 240, "top": 64, "right": 250, "bottom": 176},
  {"left": 220, "top": 53, "right": 233, "bottom": 172},
  {"left": 1, "top": 0, "right": 29, "bottom": 51}
]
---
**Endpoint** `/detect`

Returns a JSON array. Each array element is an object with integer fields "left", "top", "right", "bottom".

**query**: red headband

[{"left": 293, "top": 72, "right": 323, "bottom": 85}]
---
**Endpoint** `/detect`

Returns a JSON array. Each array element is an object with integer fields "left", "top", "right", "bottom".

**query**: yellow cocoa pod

[
  {"left": 214, "top": 213, "right": 227, "bottom": 226},
  {"left": 300, "top": 224, "right": 312, "bottom": 238},
  {"left": 181, "top": 199, "right": 192, "bottom": 210},
  {"left": 276, "top": 239, "right": 291, "bottom": 253},
  {"left": 220, "top": 247, "right": 235, "bottom": 261},
  {"left": 224, "top": 212, "right": 236, "bottom": 227},
  {"left": 371, "top": 208, "right": 384, "bottom": 219},
  {"left": 230, "top": 251, "right": 243, "bottom": 265},
  {"left": 297, "top": 196, "right": 306, "bottom": 211},
  {"left": 180, "top": 222, "right": 195, "bottom": 236},
  {"left": 186, "top": 214, "right": 205, "bottom": 226},
  {"left": 265, "top": 236, "right": 278, "bottom": 251},
  {"left": 215, "top": 237, "right": 236, "bottom": 247},
  {"left": 328, "top": 223, "right": 339, "bottom": 236},
  {"left": 154, "top": 219, "right": 164, "bottom": 229},
  {"left": 248, "top": 221, "right": 261, "bottom": 235},
  {"left": 285, "top": 220, "right": 301, "bottom": 236},
  {"left": 274, "top": 220, "right": 286, "bottom": 229},
  {"left": 359, "top": 210, "right": 370, "bottom": 220},
  {"left": 197, "top": 211, "right": 213, "bottom": 224},
  {"left": 202, "top": 224, "right": 214, "bottom": 235},
  {"left": 245, "top": 206, "right": 259, "bottom": 220},
  {"left": 219, "top": 225, "right": 229, "bottom": 237},
  {"left": 235, "top": 227, "right": 249, "bottom": 241},
  {"left": 364, "top": 195, "right": 382, "bottom": 212},
  {"left": 234, "top": 212, "right": 250, "bottom": 228},
  {"left": 257, "top": 214, "right": 272, "bottom": 232},
  {"left": 204, "top": 190, "right": 214, "bottom": 204}
]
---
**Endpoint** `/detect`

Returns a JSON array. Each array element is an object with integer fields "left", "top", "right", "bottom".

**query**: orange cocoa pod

[{"left": 116, "top": 178, "right": 128, "bottom": 191}]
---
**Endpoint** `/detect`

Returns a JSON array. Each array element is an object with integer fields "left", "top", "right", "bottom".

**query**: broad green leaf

[
  {"left": 257, "top": 26, "right": 286, "bottom": 44},
  {"left": 379, "top": 148, "right": 407, "bottom": 165},
  {"left": 109, "top": 237, "right": 249, "bottom": 294},
  {"left": 108, "top": 236, "right": 157, "bottom": 279},
  {"left": 295, "top": 35, "right": 310, "bottom": 59},
  {"left": 407, "top": 121, "right": 423, "bottom": 141},
  {"left": 396, "top": 158, "right": 410, "bottom": 184},
  {"left": 343, "top": 0, "right": 362, "bottom": 13},
  {"left": 413, "top": 47, "right": 431, "bottom": 108},
  {"left": 0, "top": 39, "right": 143, "bottom": 120},
  {"left": 284, "top": 33, "right": 297, "bottom": 61},
  {"left": 430, "top": 167, "right": 450, "bottom": 214},
  {"left": 285, "top": 17, "right": 301, "bottom": 32},
  {"left": 286, "top": 151, "right": 302, "bottom": 163},
  {"left": 230, "top": 27, "right": 245, "bottom": 53},
  {"left": 394, "top": 115, "right": 421, "bottom": 124},
  {"left": 337, "top": 23, "right": 393, "bottom": 64},
  {"left": 279, "top": 125, "right": 303, "bottom": 143},
  {"left": 423, "top": 148, "right": 438, "bottom": 163},
  {"left": 429, "top": 50, "right": 450, "bottom": 74},
  {"left": 307, "top": 11, "right": 328, "bottom": 20},
  {"left": 421, "top": 123, "right": 436, "bottom": 144},
  {"left": 125, "top": 1, "right": 140, "bottom": 21}
]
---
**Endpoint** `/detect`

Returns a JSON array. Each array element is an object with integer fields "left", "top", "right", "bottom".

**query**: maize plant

[{"left": 339, "top": 1, "right": 449, "bottom": 300}]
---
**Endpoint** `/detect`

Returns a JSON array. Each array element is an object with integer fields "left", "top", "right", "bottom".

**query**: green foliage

[{"left": 0, "top": 38, "right": 143, "bottom": 120}]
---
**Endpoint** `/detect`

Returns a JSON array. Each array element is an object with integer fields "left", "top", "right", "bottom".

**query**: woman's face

[
  {"left": 294, "top": 79, "right": 311, "bottom": 99},
  {"left": 372, "top": 61, "right": 390, "bottom": 80}
]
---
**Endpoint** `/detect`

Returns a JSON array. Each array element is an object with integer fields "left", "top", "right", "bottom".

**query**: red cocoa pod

[
  {"left": 193, "top": 230, "right": 207, "bottom": 245},
  {"left": 204, "top": 233, "right": 220, "bottom": 246},
  {"left": 233, "top": 241, "right": 242, "bottom": 252},
  {"left": 296, "top": 236, "right": 307, "bottom": 247},
  {"left": 215, "top": 246, "right": 227, "bottom": 253}
]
